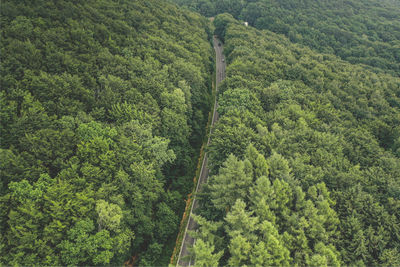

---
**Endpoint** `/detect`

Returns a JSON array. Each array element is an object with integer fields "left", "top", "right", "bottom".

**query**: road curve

[{"left": 176, "top": 36, "right": 225, "bottom": 267}]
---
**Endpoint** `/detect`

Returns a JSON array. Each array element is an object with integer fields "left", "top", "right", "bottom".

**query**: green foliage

[
  {"left": 195, "top": 14, "right": 400, "bottom": 266},
  {"left": 192, "top": 239, "right": 223, "bottom": 267},
  {"left": 209, "top": 154, "right": 252, "bottom": 211},
  {"left": 196, "top": 145, "right": 342, "bottom": 265},
  {"left": 213, "top": 13, "right": 236, "bottom": 42},
  {"left": 0, "top": 0, "right": 213, "bottom": 265},
  {"left": 58, "top": 219, "right": 128, "bottom": 266},
  {"left": 173, "top": 0, "right": 400, "bottom": 76}
]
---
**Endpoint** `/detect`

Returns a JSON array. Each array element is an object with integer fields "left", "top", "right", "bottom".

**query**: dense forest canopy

[
  {"left": 0, "top": 0, "right": 213, "bottom": 265},
  {"left": 172, "top": 0, "right": 400, "bottom": 76},
  {"left": 1, "top": 0, "right": 400, "bottom": 266},
  {"left": 190, "top": 15, "right": 400, "bottom": 266}
]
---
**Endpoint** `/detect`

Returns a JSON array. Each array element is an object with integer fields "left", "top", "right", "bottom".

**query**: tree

[
  {"left": 267, "top": 152, "right": 292, "bottom": 181},
  {"left": 213, "top": 13, "right": 236, "bottom": 41},
  {"left": 225, "top": 199, "right": 258, "bottom": 239},
  {"left": 209, "top": 155, "right": 252, "bottom": 211},
  {"left": 251, "top": 220, "right": 291, "bottom": 266},
  {"left": 192, "top": 239, "right": 223, "bottom": 267},
  {"left": 227, "top": 234, "right": 251, "bottom": 266},
  {"left": 95, "top": 200, "right": 123, "bottom": 232},
  {"left": 59, "top": 219, "right": 118, "bottom": 266},
  {"left": 244, "top": 144, "right": 269, "bottom": 180},
  {"left": 248, "top": 176, "right": 276, "bottom": 223}
]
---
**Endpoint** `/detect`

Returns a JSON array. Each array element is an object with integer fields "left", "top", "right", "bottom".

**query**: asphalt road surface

[{"left": 176, "top": 36, "right": 225, "bottom": 267}]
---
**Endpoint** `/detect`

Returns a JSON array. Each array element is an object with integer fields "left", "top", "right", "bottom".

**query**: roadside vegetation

[
  {"left": 190, "top": 15, "right": 400, "bottom": 266},
  {"left": 0, "top": 0, "right": 213, "bottom": 265},
  {"left": 173, "top": 0, "right": 400, "bottom": 76}
]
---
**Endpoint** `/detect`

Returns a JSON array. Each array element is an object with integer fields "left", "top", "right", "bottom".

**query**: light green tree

[
  {"left": 95, "top": 200, "right": 122, "bottom": 232},
  {"left": 193, "top": 239, "right": 223, "bottom": 267},
  {"left": 210, "top": 154, "right": 252, "bottom": 211}
]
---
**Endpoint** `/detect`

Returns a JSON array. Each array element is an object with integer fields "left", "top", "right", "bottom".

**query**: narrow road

[{"left": 176, "top": 36, "right": 225, "bottom": 267}]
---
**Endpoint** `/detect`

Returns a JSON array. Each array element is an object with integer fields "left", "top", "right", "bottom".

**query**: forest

[
  {"left": 0, "top": 0, "right": 213, "bottom": 265},
  {"left": 1, "top": 0, "right": 400, "bottom": 266},
  {"left": 172, "top": 0, "right": 400, "bottom": 76},
  {"left": 190, "top": 14, "right": 400, "bottom": 266}
]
